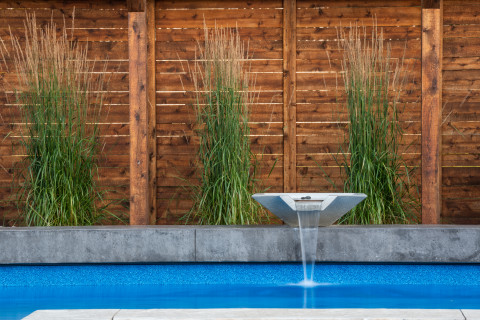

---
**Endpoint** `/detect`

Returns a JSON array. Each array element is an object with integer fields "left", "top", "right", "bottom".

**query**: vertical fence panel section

[
  {"left": 0, "top": 1, "right": 130, "bottom": 226},
  {"left": 422, "top": 0, "right": 443, "bottom": 224},
  {"left": 295, "top": 0, "right": 422, "bottom": 195},
  {"left": 146, "top": 0, "right": 157, "bottom": 224},
  {"left": 442, "top": 0, "right": 480, "bottom": 224},
  {"left": 283, "top": 0, "right": 297, "bottom": 193},
  {"left": 129, "top": 12, "right": 149, "bottom": 225},
  {"left": 155, "top": 0, "right": 284, "bottom": 223}
]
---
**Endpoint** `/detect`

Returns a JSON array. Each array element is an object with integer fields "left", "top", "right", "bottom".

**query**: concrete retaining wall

[{"left": 1, "top": 225, "right": 479, "bottom": 264}]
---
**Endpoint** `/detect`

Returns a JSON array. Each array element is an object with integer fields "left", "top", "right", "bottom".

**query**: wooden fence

[{"left": 0, "top": 0, "right": 478, "bottom": 225}]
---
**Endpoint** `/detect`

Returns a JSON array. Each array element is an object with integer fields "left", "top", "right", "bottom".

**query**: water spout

[
  {"left": 252, "top": 193, "right": 366, "bottom": 285},
  {"left": 296, "top": 201, "right": 322, "bottom": 285}
]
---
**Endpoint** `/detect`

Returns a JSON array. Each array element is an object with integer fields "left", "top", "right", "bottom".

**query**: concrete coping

[
  {"left": 22, "top": 308, "right": 480, "bottom": 320},
  {"left": 1, "top": 225, "right": 480, "bottom": 264}
]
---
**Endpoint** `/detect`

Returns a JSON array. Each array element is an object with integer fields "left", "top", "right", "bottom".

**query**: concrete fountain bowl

[{"left": 252, "top": 193, "right": 367, "bottom": 227}]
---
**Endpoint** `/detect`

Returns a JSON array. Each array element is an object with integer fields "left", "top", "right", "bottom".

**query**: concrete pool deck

[{"left": 22, "top": 308, "right": 480, "bottom": 320}]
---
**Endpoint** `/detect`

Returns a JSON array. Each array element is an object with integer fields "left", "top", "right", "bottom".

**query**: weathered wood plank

[
  {"left": 156, "top": 0, "right": 282, "bottom": 9},
  {"left": 443, "top": 57, "right": 480, "bottom": 71},
  {"left": 296, "top": 26, "right": 421, "bottom": 40},
  {"left": 444, "top": 25, "right": 480, "bottom": 39},
  {"left": 155, "top": 72, "right": 282, "bottom": 91},
  {"left": 444, "top": 5, "right": 480, "bottom": 24},
  {"left": 147, "top": 0, "right": 157, "bottom": 224},
  {"left": 0, "top": 9, "right": 128, "bottom": 28},
  {"left": 156, "top": 9, "right": 282, "bottom": 28},
  {"left": 444, "top": 38, "right": 480, "bottom": 58},
  {"left": 297, "top": 0, "right": 421, "bottom": 8},
  {"left": 421, "top": 5, "right": 442, "bottom": 224},
  {"left": 297, "top": 7, "right": 421, "bottom": 27},
  {"left": 127, "top": 0, "right": 145, "bottom": 12},
  {"left": 283, "top": 0, "right": 296, "bottom": 192},
  {"left": 0, "top": 0, "right": 127, "bottom": 9},
  {"left": 129, "top": 12, "right": 149, "bottom": 225}
]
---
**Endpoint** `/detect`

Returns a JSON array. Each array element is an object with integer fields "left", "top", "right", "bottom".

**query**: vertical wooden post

[
  {"left": 283, "top": 0, "right": 297, "bottom": 192},
  {"left": 421, "top": 0, "right": 443, "bottom": 224},
  {"left": 129, "top": 11, "right": 149, "bottom": 225},
  {"left": 146, "top": 0, "right": 157, "bottom": 225}
]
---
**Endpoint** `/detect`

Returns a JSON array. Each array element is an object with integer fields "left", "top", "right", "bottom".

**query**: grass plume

[
  {"left": 6, "top": 13, "right": 111, "bottom": 226},
  {"left": 185, "top": 25, "right": 268, "bottom": 225},
  {"left": 334, "top": 24, "right": 419, "bottom": 224}
]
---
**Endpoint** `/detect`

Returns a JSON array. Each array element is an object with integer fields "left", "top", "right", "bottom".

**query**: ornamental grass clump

[
  {"left": 7, "top": 14, "right": 108, "bottom": 226},
  {"left": 335, "top": 24, "right": 418, "bottom": 224},
  {"left": 187, "top": 26, "right": 268, "bottom": 225}
]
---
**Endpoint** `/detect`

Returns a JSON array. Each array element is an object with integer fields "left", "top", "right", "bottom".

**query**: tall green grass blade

[
  {"left": 185, "top": 25, "right": 269, "bottom": 225},
  {"left": 332, "top": 23, "right": 419, "bottom": 224}
]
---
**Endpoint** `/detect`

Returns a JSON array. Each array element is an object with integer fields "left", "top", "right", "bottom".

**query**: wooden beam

[
  {"left": 127, "top": 0, "right": 146, "bottom": 12},
  {"left": 129, "top": 12, "right": 149, "bottom": 225},
  {"left": 283, "top": 0, "right": 297, "bottom": 193},
  {"left": 422, "top": 0, "right": 441, "bottom": 9},
  {"left": 421, "top": 1, "right": 443, "bottom": 224},
  {"left": 146, "top": 0, "right": 157, "bottom": 225}
]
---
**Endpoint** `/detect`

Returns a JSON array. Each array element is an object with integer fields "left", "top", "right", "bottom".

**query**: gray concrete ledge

[
  {"left": 22, "top": 308, "right": 480, "bottom": 320},
  {"left": 1, "top": 225, "right": 480, "bottom": 264}
]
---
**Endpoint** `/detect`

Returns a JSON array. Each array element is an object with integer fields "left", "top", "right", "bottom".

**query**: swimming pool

[{"left": 2, "top": 263, "right": 480, "bottom": 320}]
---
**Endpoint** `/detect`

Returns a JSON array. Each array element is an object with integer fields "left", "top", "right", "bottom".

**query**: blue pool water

[{"left": 1, "top": 263, "right": 480, "bottom": 319}]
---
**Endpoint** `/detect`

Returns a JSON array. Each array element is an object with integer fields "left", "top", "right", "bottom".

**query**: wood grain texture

[
  {"left": 421, "top": 5, "right": 442, "bottom": 224},
  {"left": 129, "top": 12, "right": 149, "bottom": 225},
  {"left": 146, "top": 0, "right": 157, "bottom": 224},
  {"left": 283, "top": 0, "right": 296, "bottom": 192},
  {"left": 127, "top": 0, "right": 145, "bottom": 12}
]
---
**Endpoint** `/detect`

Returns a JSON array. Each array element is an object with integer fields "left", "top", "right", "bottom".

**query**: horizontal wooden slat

[
  {"left": 442, "top": 199, "right": 480, "bottom": 221},
  {"left": 156, "top": 9, "right": 282, "bottom": 28},
  {"left": 296, "top": 134, "right": 420, "bottom": 153},
  {"left": 156, "top": 0, "right": 282, "bottom": 9},
  {"left": 296, "top": 73, "right": 421, "bottom": 90},
  {"left": 297, "top": 7, "right": 421, "bottom": 27},
  {"left": 0, "top": 28, "right": 128, "bottom": 42},
  {"left": 444, "top": 25, "right": 480, "bottom": 39},
  {"left": 0, "top": 9, "right": 128, "bottom": 28},
  {"left": 297, "top": 26, "right": 421, "bottom": 40},
  {"left": 444, "top": 5, "right": 480, "bottom": 25},
  {"left": 0, "top": 123, "right": 128, "bottom": 138},
  {"left": 156, "top": 28, "right": 282, "bottom": 42},
  {"left": 1, "top": 71, "right": 128, "bottom": 91},
  {"left": 0, "top": 1, "right": 127, "bottom": 9},
  {"left": 297, "top": 152, "right": 421, "bottom": 167},
  {"left": 443, "top": 167, "right": 480, "bottom": 186},
  {"left": 156, "top": 48, "right": 282, "bottom": 60},
  {"left": 156, "top": 103, "right": 283, "bottom": 123},
  {"left": 156, "top": 72, "right": 282, "bottom": 91},
  {"left": 157, "top": 60, "right": 282, "bottom": 74},
  {"left": 443, "top": 57, "right": 480, "bottom": 70},
  {"left": 297, "top": 0, "right": 421, "bottom": 8},
  {"left": 444, "top": 38, "right": 480, "bottom": 58},
  {"left": 443, "top": 185, "right": 480, "bottom": 199},
  {"left": 157, "top": 122, "right": 283, "bottom": 137},
  {"left": 443, "top": 154, "right": 480, "bottom": 167},
  {"left": 157, "top": 135, "right": 283, "bottom": 155},
  {"left": 296, "top": 102, "right": 421, "bottom": 122},
  {"left": 0, "top": 105, "right": 130, "bottom": 123},
  {"left": 296, "top": 121, "right": 421, "bottom": 135}
]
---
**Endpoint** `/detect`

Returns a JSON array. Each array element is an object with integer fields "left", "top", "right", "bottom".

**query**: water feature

[{"left": 252, "top": 193, "right": 366, "bottom": 285}]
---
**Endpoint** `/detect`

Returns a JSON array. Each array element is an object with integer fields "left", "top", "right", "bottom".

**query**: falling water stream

[{"left": 295, "top": 200, "right": 322, "bottom": 287}]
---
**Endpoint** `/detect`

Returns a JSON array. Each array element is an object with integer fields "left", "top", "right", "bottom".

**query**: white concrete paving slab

[
  {"left": 462, "top": 309, "right": 480, "bottom": 320},
  {"left": 22, "top": 309, "right": 120, "bottom": 320},
  {"left": 113, "top": 308, "right": 466, "bottom": 320}
]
